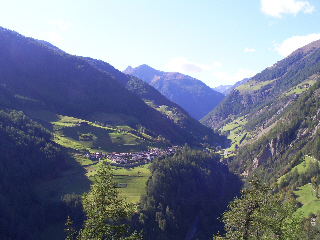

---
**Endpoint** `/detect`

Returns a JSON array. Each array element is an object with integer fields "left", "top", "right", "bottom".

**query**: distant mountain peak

[
  {"left": 124, "top": 64, "right": 225, "bottom": 120},
  {"left": 123, "top": 65, "right": 133, "bottom": 74}
]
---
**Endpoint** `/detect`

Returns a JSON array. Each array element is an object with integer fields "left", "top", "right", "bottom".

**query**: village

[{"left": 85, "top": 146, "right": 183, "bottom": 165}]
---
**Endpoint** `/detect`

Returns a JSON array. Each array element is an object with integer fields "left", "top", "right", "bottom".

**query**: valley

[{"left": 2, "top": 24, "right": 320, "bottom": 239}]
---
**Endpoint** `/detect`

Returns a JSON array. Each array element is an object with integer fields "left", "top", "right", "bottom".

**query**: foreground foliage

[
  {"left": 69, "top": 161, "right": 142, "bottom": 240},
  {"left": 215, "top": 176, "right": 302, "bottom": 240}
]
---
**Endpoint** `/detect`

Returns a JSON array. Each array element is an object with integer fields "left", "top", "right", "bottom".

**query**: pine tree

[{"left": 77, "top": 161, "right": 142, "bottom": 240}]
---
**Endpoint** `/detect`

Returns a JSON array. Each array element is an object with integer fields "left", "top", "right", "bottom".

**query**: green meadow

[
  {"left": 220, "top": 116, "right": 248, "bottom": 153},
  {"left": 276, "top": 155, "right": 320, "bottom": 217},
  {"left": 112, "top": 164, "right": 151, "bottom": 203},
  {"left": 25, "top": 110, "right": 154, "bottom": 205},
  {"left": 26, "top": 110, "right": 157, "bottom": 153},
  {"left": 236, "top": 79, "right": 275, "bottom": 93},
  {"left": 294, "top": 183, "right": 320, "bottom": 218},
  {"left": 284, "top": 77, "right": 317, "bottom": 96},
  {"left": 277, "top": 156, "right": 315, "bottom": 183},
  {"left": 86, "top": 164, "right": 151, "bottom": 204}
]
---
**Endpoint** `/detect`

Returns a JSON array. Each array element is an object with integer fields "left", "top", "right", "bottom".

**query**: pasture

[
  {"left": 87, "top": 164, "right": 151, "bottom": 204},
  {"left": 294, "top": 183, "right": 320, "bottom": 218},
  {"left": 277, "top": 156, "right": 316, "bottom": 183}
]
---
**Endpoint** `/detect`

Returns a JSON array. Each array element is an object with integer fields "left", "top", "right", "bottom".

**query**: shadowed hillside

[
  {"left": 123, "top": 64, "right": 225, "bottom": 120},
  {"left": 0, "top": 27, "right": 223, "bottom": 147}
]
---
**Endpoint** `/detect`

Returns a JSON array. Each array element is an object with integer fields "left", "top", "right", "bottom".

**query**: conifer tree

[{"left": 76, "top": 161, "right": 142, "bottom": 240}]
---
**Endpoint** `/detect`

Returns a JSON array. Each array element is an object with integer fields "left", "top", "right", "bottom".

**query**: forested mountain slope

[
  {"left": 123, "top": 64, "right": 225, "bottom": 120},
  {"left": 136, "top": 147, "right": 241, "bottom": 239},
  {"left": 0, "top": 110, "right": 71, "bottom": 239},
  {"left": 0, "top": 27, "right": 222, "bottom": 147},
  {"left": 200, "top": 39, "right": 320, "bottom": 200},
  {"left": 84, "top": 58, "right": 219, "bottom": 146},
  {"left": 0, "top": 26, "right": 227, "bottom": 238},
  {"left": 230, "top": 79, "right": 320, "bottom": 186},
  {"left": 201, "top": 39, "right": 320, "bottom": 129}
]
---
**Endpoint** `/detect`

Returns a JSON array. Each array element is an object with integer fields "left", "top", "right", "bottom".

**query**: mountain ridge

[
  {"left": 123, "top": 64, "right": 225, "bottom": 120},
  {"left": 200, "top": 38, "right": 320, "bottom": 191},
  {"left": 201, "top": 40, "right": 320, "bottom": 129},
  {"left": 0, "top": 26, "right": 223, "bottom": 147}
]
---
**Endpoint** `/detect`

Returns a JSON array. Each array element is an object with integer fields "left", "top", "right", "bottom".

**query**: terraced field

[
  {"left": 26, "top": 110, "right": 156, "bottom": 153},
  {"left": 25, "top": 110, "right": 156, "bottom": 204},
  {"left": 219, "top": 116, "right": 249, "bottom": 154}
]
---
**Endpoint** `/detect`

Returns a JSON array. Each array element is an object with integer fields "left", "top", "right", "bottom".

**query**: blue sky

[{"left": 0, "top": 0, "right": 320, "bottom": 87}]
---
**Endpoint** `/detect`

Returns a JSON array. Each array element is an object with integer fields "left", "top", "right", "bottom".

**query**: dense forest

[
  {"left": 136, "top": 147, "right": 242, "bottom": 239},
  {"left": 0, "top": 110, "right": 85, "bottom": 239},
  {"left": 229, "top": 80, "right": 320, "bottom": 183},
  {"left": 84, "top": 57, "right": 221, "bottom": 146}
]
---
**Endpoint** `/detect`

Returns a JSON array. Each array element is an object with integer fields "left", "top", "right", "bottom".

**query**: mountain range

[
  {"left": 0, "top": 26, "right": 228, "bottom": 239},
  {"left": 213, "top": 77, "right": 250, "bottom": 95},
  {"left": 123, "top": 64, "right": 225, "bottom": 120},
  {"left": 3, "top": 24, "right": 320, "bottom": 239},
  {"left": 200, "top": 39, "right": 320, "bottom": 204},
  {"left": 0, "top": 27, "right": 223, "bottom": 147}
]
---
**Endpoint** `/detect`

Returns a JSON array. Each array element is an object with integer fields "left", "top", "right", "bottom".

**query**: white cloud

[
  {"left": 213, "top": 62, "right": 222, "bottom": 67},
  {"left": 50, "top": 21, "right": 72, "bottom": 31},
  {"left": 45, "top": 21, "right": 72, "bottom": 42},
  {"left": 268, "top": 21, "right": 278, "bottom": 26},
  {"left": 244, "top": 47, "right": 255, "bottom": 52},
  {"left": 48, "top": 31, "right": 64, "bottom": 42},
  {"left": 261, "top": 0, "right": 315, "bottom": 18},
  {"left": 212, "top": 69, "right": 256, "bottom": 84},
  {"left": 274, "top": 33, "right": 320, "bottom": 56},
  {"left": 165, "top": 57, "right": 211, "bottom": 73}
]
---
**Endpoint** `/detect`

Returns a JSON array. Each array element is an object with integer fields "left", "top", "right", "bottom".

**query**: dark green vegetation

[
  {"left": 0, "top": 109, "right": 87, "bottom": 239},
  {"left": 200, "top": 39, "right": 320, "bottom": 238},
  {"left": 229, "top": 79, "right": 320, "bottom": 185},
  {"left": 0, "top": 27, "right": 222, "bottom": 147},
  {"left": 5, "top": 23, "right": 320, "bottom": 239},
  {"left": 215, "top": 176, "right": 302, "bottom": 240},
  {"left": 69, "top": 161, "right": 142, "bottom": 239},
  {"left": 136, "top": 147, "right": 242, "bottom": 240},
  {"left": 123, "top": 64, "right": 225, "bottom": 120},
  {"left": 0, "top": 26, "right": 228, "bottom": 239},
  {"left": 201, "top": 40, "right": 320, "bottom": 129}
]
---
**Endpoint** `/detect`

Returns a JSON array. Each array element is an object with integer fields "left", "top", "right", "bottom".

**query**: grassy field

[
  {"left": 284, "top": 79, "right": 316, "bottom": 96},
  {"left": 294, "top": 183, "right": 320, "bottom": 218},
  {"left": 25, "top": 110, "right": 156, "bottom": 204},
  {"left": 275, "top": 155, "right": 320, "bottom": 217},
  {"left": 236, "top": 79, "right": 275, "bottom": 93},
  {"left": 220, "top": 116, "right": 248, "bottom": 153},
  {"left": 277, "top": 156, "right": 316, "bottom": 183},
  {"left": 25, "top": 110, "right": 159, "bottom": 153},
  {"left": 86, "top": 164, "right": 151, "bottom": 204},
  {"left": 34, "top": 148, "right": 92, "bottom": 202},
  {"left": 23, "top": 110, "right": 155, "bottom": 239},
  {"left": 157, "top": 105, "right": 181, "bottom": 123},
  {"left": 112, "top": 164, "right": 151, "bottom": 203}
]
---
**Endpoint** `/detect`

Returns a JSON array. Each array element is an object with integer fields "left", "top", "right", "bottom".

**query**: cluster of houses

[
  {"left": 85, "top": 151, "right": 106, "bottom": 159},
  {"left": 85, "top": 146, "right": 182, "bottom": 165}
]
